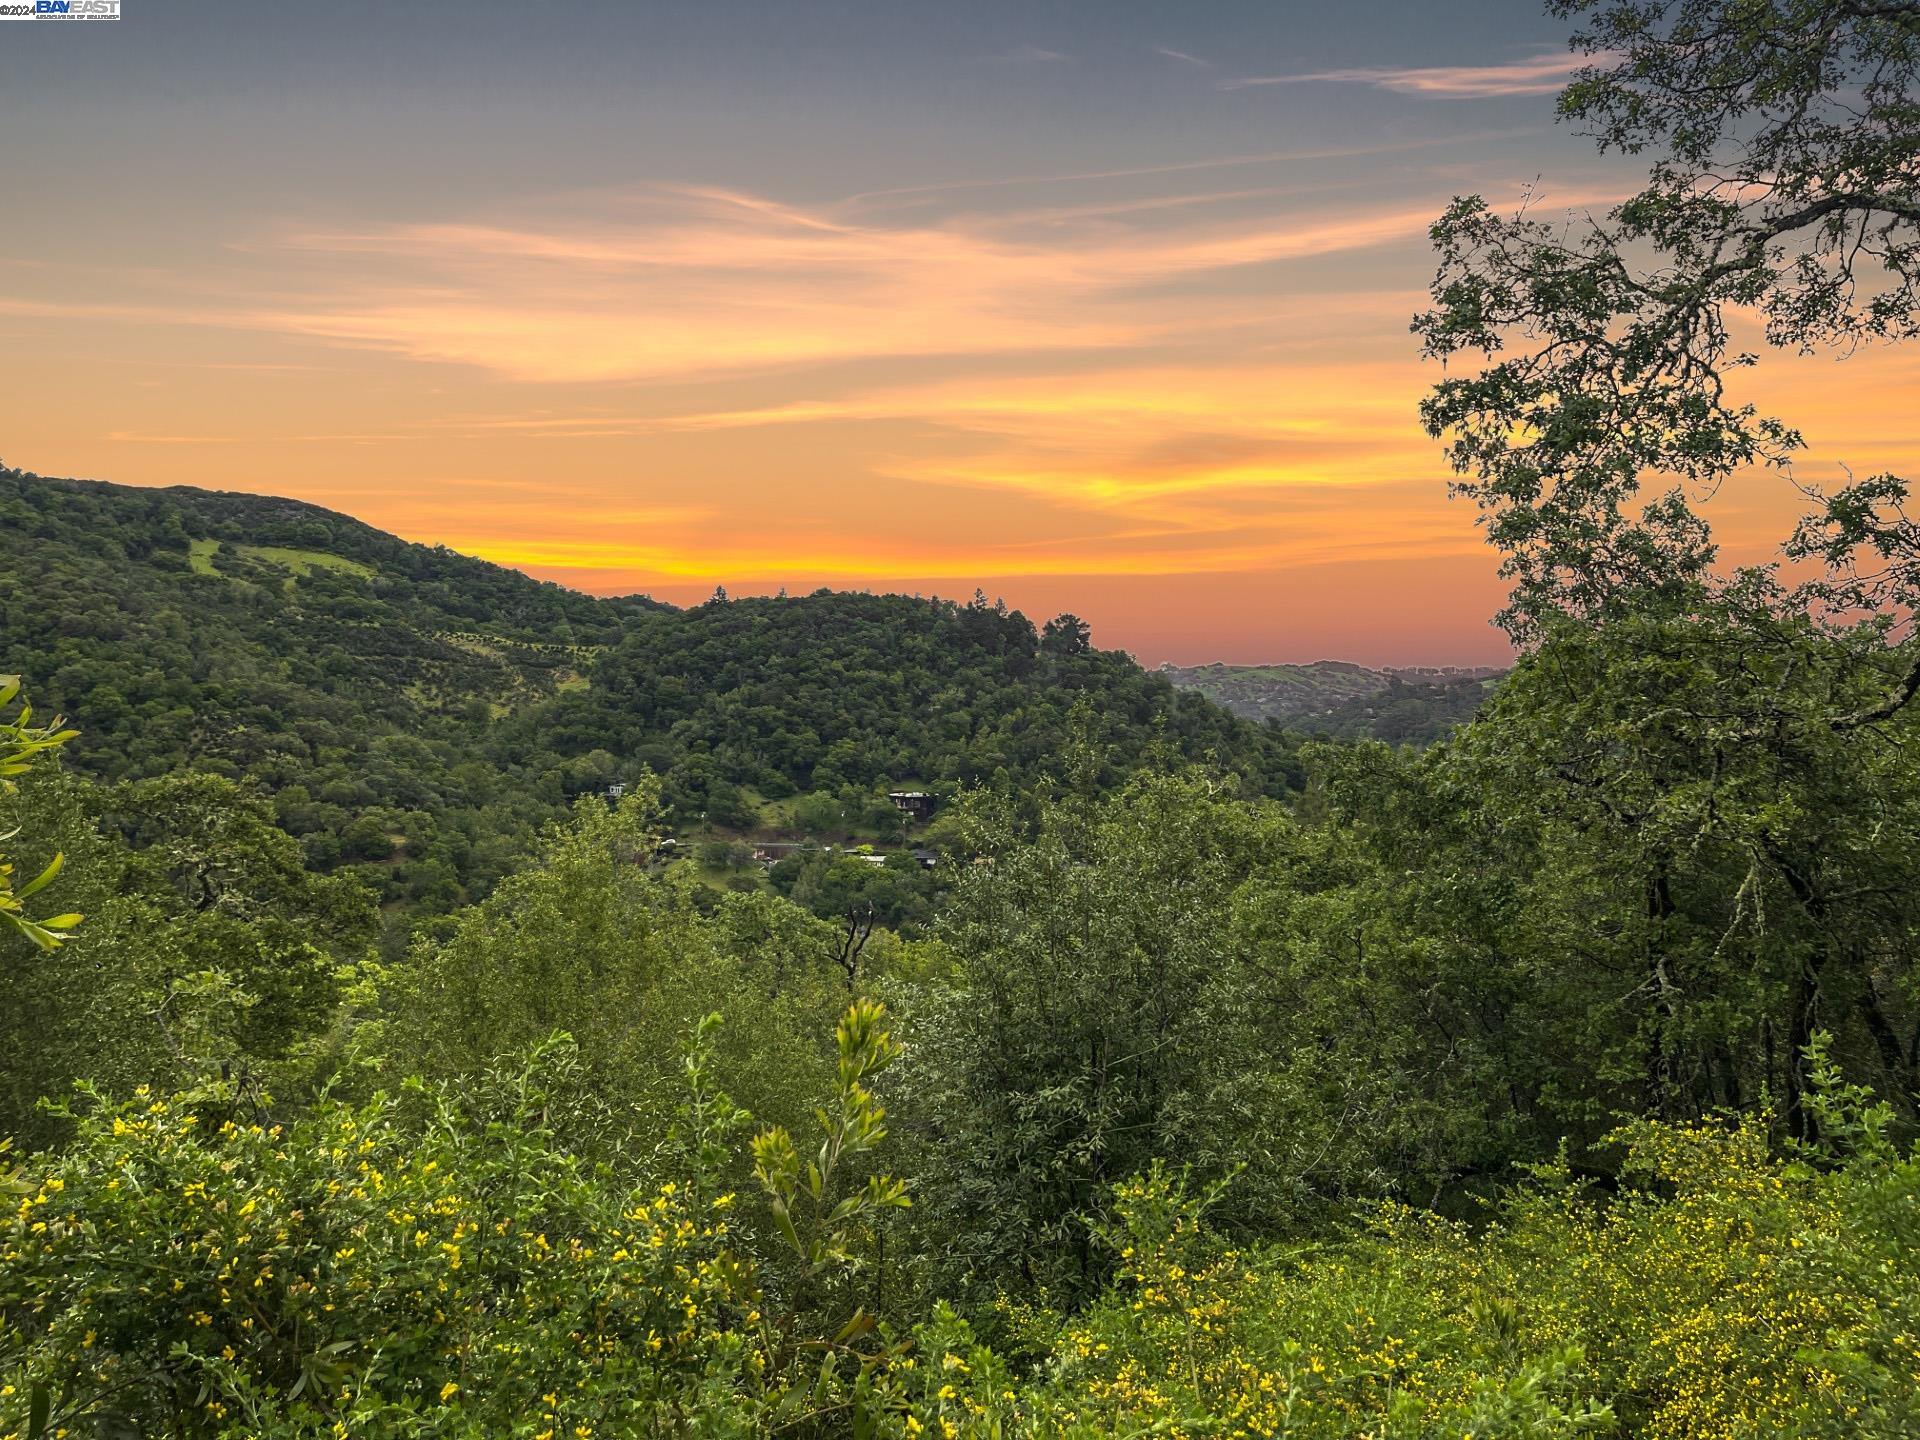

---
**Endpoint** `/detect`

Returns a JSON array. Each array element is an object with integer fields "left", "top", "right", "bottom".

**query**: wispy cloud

[
  {"left": 1223, "top": 51, "right": 1585, "bottom": 99},
  {"left": 1152, "top": 45, "right": 1208, "bottom": 67},
  {"left": 452, "top": 510, "right": 1478, "bottom": 583},
  {"left": 839, "top": 130, "right": 1542, "bottom": 208},
  {"left": 245, "top": 184, "right": 1455, "bottom": 384},
  {"left": 851, "top": 366, "right": 1434, "bottom": 513},
  {"left": 995, "top": 43, "right": 1067, "bottom": 64},
  {"left": 581, "top": 359, "right": 1450, "bottom": 550},
  {"left": 104, "top": 429, "right": 423, "bottom": 445}
]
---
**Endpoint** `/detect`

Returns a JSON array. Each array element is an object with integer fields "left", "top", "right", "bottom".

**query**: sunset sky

[{"left": 4, "top": 1, "right": 1915, "bottom": 665}]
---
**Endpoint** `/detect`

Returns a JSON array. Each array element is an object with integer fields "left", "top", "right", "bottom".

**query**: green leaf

[
  {"left": 17, "top": 851, "right": 63, "bottom": 899},
  {"left": 2, "top": 913, "right": 63, "bottom": 951},
  {"left": 811, "top": 1350, "right": 838, "bottom": 1405},
  {"left": 770, "top": 1197, "right": 803, "bottom": 1257},
  {"left": 832, "top": 1308, "right": 875, "bottom": 1345}
]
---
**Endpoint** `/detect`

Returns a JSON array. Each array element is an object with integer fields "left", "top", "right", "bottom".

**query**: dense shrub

[
  {"left": 1035, "top": 1067, "right": 1920, "bottom": 1438},
  {"left": 7, "top": 1030, "right": 1917, "bottom": 1440}
]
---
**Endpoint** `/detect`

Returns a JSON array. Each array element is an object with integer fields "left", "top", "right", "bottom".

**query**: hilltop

[{"left": 0, "top": 468, "right": 1299, "bottom": 933}]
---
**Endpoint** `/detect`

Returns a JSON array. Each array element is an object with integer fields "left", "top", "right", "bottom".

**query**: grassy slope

[{"left": 190, "top": 538, "right": 377, "bottom": 581}]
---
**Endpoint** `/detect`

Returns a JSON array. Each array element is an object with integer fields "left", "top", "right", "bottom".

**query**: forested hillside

[
  {"left": 3, "top": 4, "right": 1919, "bottom": 1437},
  {"left": 1, "top": 469, "right": 1298, "bottom": 931},
  {"left": 1161, "top": 659, "right": 1506, "bottom": 741}
]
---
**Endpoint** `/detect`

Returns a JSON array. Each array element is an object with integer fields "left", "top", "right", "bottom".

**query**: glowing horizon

[{"left": 3, "top": 1, "right": 1913, "bottom": 667}]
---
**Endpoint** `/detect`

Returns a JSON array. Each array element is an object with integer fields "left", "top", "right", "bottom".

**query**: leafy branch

[
  {"left": 750, "top": 998, "right": 911, "bottom": 1276},
  {"left": 1, "top": 676, "right": 82, "bottom": 952}
]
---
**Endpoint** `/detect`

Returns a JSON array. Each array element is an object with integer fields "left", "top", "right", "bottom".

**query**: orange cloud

[{"left": 236, "top": 185, "right": 1489, "bottom": 384}]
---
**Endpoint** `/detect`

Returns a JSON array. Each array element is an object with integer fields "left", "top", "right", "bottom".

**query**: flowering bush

[
  {"left": 1, "top": 1038, "right": 769, "bottom": 1439},
  {"left": 1035, "top": 1164, "right": 1612, "bottom": 1439},
  {"left": 5, "top": 1016, "right": 1916, "bottom": 1440},
  {"left": 1029, "top": 1071, "right": 1920, "bottom": 1439},
  {"left": 0, "top": 1004, "right": 1039, "bottom": 1440}
]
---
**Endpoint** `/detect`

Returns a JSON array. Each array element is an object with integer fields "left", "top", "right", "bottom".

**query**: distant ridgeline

[
  {"left": 1159, "top": 659, "right": 1508, "bottom": 743},
  {"left": 0, "top": 468, "right": 1301, "bottom": 925}
]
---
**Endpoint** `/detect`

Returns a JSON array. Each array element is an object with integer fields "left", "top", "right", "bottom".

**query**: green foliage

[
  {"left": 384, "top": 789, "right": 850, "bottom": 1166},
  {"left": 0, "top": 678, "right": 81, "bottom": 953},
  {"left": 1412, "top": 2, "right": 1920, "bottom": 891},
  {"left": 1390, "top": 0, "right": 1920, "bottom": 1155},
  {"left": 0, "top": 470, "right": 1300, "bottom": 945},
  {"left": 1, "top": 1041, "right": 771, "bottom": 1439},
  {"left": 1418, "top": 0, "right": 1919, "bottom": 644},
  {"left": 0, "top": 1008, "right": 1027, "bottom": 1440},
  {"left": 8, "top": 1024, "right": 1914, "bottom": 1440},
  {"left": 751, "top": 999, "right": 911, "bottom": 1277},
  {"left": 1034, "top": 1097, "right": 1920, "bottom": 1439},
  {"left": 1036, "top": 1165, "right": 1614, "bottom": 1438},
  {"left": 897, "top": 771, "right": 1488, "bottom": 1304},
  {"left": 1315, "top": 609, "right": 1920, "bottom": 1143},
  {"left": 672, "top": 1012, "right": 754, "bottom": 1201},
  {"left": 769, "top": 845, "right": 938, "bottom": 931},
  {"left": 553, "top": 586, "right": 1299, "bottom": 819},
  {"left": 0, "top": 471, "right": 656, "bottom": 934},
  {"left": 0, "top": 767, "right": 376, "bottom": 1146}
]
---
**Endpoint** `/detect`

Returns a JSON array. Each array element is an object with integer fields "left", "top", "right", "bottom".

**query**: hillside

[
  {"left": 0, "top": 468, "right": 1300, "bottom": 930},
  {"left": 1159, "top": 659, "right": 1506, "bottom": 742}
]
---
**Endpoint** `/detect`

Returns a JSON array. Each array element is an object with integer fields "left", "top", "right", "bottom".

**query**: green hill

[{"left": 0, "top": 467, "right": 1300, "bottom": 931}]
